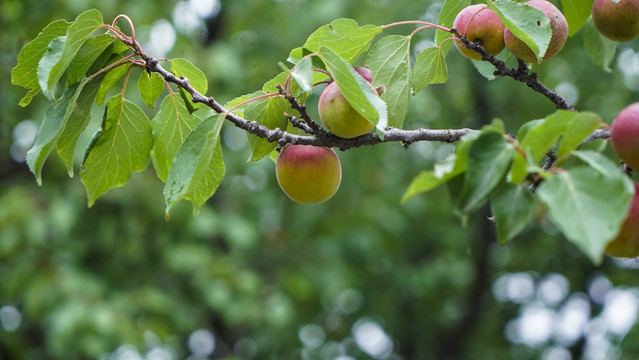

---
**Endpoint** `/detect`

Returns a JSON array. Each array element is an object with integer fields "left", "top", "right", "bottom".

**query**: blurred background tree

[{"left": 2, "top": 0, "right": 639, "bottom": 359}]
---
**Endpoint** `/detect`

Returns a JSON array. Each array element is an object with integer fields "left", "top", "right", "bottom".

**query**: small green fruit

[
  {"left": 592, "top": 0, "right": 639, "bottom": 42},
  {"left": 318, "top": 67, "right": 378, "bottom": 139},
  {"left": 605, "top": 182, "right": 639, "bottom": 258},
  {"left": 453, "top": 4, "right": 506, "bottom": 60},
  {"left": 611, "top": 102, "right": 639, "bottom": 169},
  {"left": 504, "top": 0, "right": 568, "bottom": 63},
  {"left": 276, "top": 145, "right": 342, "bottom": 204}
]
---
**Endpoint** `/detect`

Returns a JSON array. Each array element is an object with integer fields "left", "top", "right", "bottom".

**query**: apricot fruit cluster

[{"left": 453, "top": 0, "right": 568, "bottom": 63}]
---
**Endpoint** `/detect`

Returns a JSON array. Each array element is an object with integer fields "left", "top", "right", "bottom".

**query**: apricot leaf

[
  {"left": 81, "top": 96, "right": 153, "bottom": 206},
  {"left": 490, "top": 182, "right": 536, "bottom": 244},
  {"left": 583, "top": 18, "right": 617, "bottom": 72},
  {"left": 365, "top": 35, "right": 411, "bottom": 128},
  {"left": 412, "top": 47, "right": 448, "bottom": 93},
  {"left": 561, "top": 0, "right": 595, "bottom": 36},
  {"left": 164, "top": 114, "right": 226, "bottom": 217},
  {"left": 151, "top": 94, "right": 202, "bottom": 181},
  {"left": 138, "top": 71, "right": 165, "bottom": 108},
  {"left": 245, "top": 94, "right": 289, "bottom": 162},
  {"left": 537, "top": 161, "right": 634, "bottom": 264}
]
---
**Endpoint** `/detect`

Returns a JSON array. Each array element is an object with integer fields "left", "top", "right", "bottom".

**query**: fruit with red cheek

[
  {"left": 592, "top": 0, "right": 639, "bottom": 42},
  {"left": 453, "top": 4, "right": 506, "bottom": 60},
  {"left": 276, "top": 145, "right": 342, "bottom": 204},
  {"left": 504, "top": 0, "right": 568, "bottom": 63},
  {"left": 610, "top": 102, "right": 639, "bottom": 169}
]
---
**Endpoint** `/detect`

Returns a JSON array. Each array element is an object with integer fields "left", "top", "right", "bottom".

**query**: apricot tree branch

[
  {"left": 451, "top": 29, "right": 575, "bottom": 112},
  {"left": 144, "top": 57, "right": 476, "bottom": 150}
]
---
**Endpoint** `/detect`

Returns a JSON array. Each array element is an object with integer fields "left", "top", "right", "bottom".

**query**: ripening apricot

[
  {"left": 318, "top": 67, "right": 378, "bottom": 139},
  {"left": 453, "top": 4, "right": 506, "bottom": 60},
  {"left": 276, "top": 145, "right": 341, "bottom": 204},
  {"left": 610, "top": 102, "right": 639, "bottom": 169},
  {"left": 504, "top": 0, "right": 568, "bottom": 63},
  {"left": 593, "top": 0, "right": 639, "bottom": 42}
]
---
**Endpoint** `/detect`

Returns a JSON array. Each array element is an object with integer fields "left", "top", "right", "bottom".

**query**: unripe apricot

[
  {"left": 605, "top": 182, "right": 639, "bottom": 258},
  {"left": 611, "top": 102, "right": 639, "bottom": 169},
  {"left": 318, "top": 67, "right": 378, "bottom": 139},
  {"left": 504, "top": 0, "right": 568, "bottom": 63},
  {"left": 276, "top": 145, "right": 341, "bottom": 204},
  {"left": 593, "top": 0, "right": 639, "bottom": 42},
  {"left": 453, "top": 4, "right": 506, "bottom": 60}
]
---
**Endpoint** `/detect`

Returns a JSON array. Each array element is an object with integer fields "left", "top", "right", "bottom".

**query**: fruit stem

[{"left": 383, "top": 20, "right": 452, "bottom": 33}]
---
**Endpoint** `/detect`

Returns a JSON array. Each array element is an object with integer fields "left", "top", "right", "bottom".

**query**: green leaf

[
  {"left": 520, "top": 110, "right": 574, "bottom": 162},
  {"left": 138, "top": 71, "right": 165, "bottom": 108},
  {"left": 67, "top": 34, "right": 115, "bottom": 85},
  {"left": 245, "top": 93, "right": 289, "bottom": 162},
  {"left": 436, "top": 0, "right": 472, "bottom": 54},
  {"left": 537, "top": 165, "right": 634, "bottom": 264},
  {"left": 459, "top": 131, "right": 515, "bottom": 214},
  {"left": 169, "top": 58, "right": 208, "bottom": 95},
  {"left": 290, "top": 57, "right": 314, "bottom": 94},
  {"left": 402, "top": 153, "right": 465, "bottom": 203},
  {"left": 56, "top": 74, "right": 106, "bottom": 176},
  {"left": 12, "top": 19, "right": 71, "bottom": 106},
  {"left": 26, "top": 81, "right": 86, "bottom": 185},
  {"left": 43, "top": 9, "right": 104, "bottom": 100},
  {"left": 490, "top": 182, "right": 536, "bottom": 244},
  {"left": 561, "top": 0, "right": 595, "bottom": 36},
  {"left": 555, "top": 112, "right": 603, "bottom": 160},
  {"left": 571, "top": 150, "right": 622, "bottom": 175},
  {"left": 583, "top": 18, "right": 617, "bottom": 73},
  {"left": 412, "top": 47, "right": 448, "bottom": 94},
  {"left": 80, "top": 96, "right": 153, "bottom": 206},
  {"left": 164, "top": 114, "right": 226, "bottom": 217},
  {"left": 319, "top": 46, "right": 388, "bottom": 133},
  {"left": 402, "top": 130, "right": 479, "bottom": 203},
  {"left": 38, "top": 36, "right": 67, "bottom": 101},
  {"left": 96, "top": 58, "right": 132, "bottom": 105},
  {"left": 365, "top": 35, "right": 411, "bottom": 129},
  {"left": 151, "top": 94, "right": 202, "bottom": 181},
  {"left": 487, "top": 0, "right": 552, "bottom": 62},
  {"left": 295, "top": 18, "right": 383, "bottom": 63}
]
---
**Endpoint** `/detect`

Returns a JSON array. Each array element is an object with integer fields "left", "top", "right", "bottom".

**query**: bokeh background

[{"left": 2, "top": 0, "right": 639, "bottom": 359}]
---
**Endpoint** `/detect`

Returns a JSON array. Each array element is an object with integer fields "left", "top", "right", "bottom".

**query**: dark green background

[{"left": 2, "top": 0, "right": 639, "bottom": 359}]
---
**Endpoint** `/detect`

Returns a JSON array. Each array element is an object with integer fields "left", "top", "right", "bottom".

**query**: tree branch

[
  {"left": 451, "top": 29, "right": 576, "bottom": 112},
  {"left": 144, "top": 57, "right": 475, "bottom": 150}
]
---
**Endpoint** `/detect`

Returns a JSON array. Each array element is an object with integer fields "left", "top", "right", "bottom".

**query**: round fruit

[
  {"left": 610, "top": 102, "right": 639, "bottom": 169},
  {"left": 276, "top": 145, "right": 342, "bottom": 204},
  {"left": 353, "top": 66, "right": 373, "bottom": 83},
  {"left": 592, "top": 0, "right": 639, "bottom": 42},
  {"left": 318, "top": 69, "right": 378, "bottom": 139},
  {"left": 453, "top": 4, "right": 506, "bottom": 60},
  {"left": 605, "top": 182, "right": 639, "bottom": 258},
  {"left": 504, "top": 0, "right": 568, "bottom": 63}
]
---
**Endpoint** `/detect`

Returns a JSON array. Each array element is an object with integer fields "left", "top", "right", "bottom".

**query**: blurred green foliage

[{"left": 3, "top": 0, "right": 639, "bottom": 359}]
